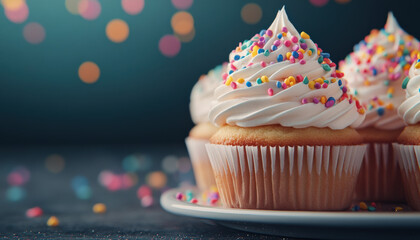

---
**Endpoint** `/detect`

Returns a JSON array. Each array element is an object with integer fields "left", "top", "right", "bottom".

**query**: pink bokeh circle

[
  {"left": 171, "top": 0, "right": 193, "bottom": 10},
  {"left": 159, "top": 35, "right": 181, "bottom": 58},
  {"left": 78, "top": 0, "right": 101, "bottom": 20},
  {"left": 309, "top": 0, "right": 329, "bottom": 7},
  {"left": 122, "top": 0, "right": 144, "bottom": 15},
  {"left": 23, "top": 22, "right": 46, "bottom": 44},
  {"left": 4, "top": 3, "right": 28, "bottom": 23}
]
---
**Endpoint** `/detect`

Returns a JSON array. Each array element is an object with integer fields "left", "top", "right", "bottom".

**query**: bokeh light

[
  {"left": 121, "top": 0, "right": 144, "bottom": 15},
  {"left": 7, "top": 166, "right": 30, "bottom": 186},
  {"left": 4, "top": 2, "right": 28, "bottom": 23},
  {"left": 78, "top": 61, "right": 100, "bottom": 84},
  {"left": 71, "top": 176, "right": 91, "bottom": 199},
  {"left": 1, "top": 0, "right": 25, "bottom": 10},
  {"left": 106, "top": 19, "right": 129, "bottom": 43},
  {"left": 141, "top": 195, "right": 153, "bottom": 207},
  {"left": 159, "top": 35, "right": 181, "bottom": 57},
  {"left": 177, "top": 157, "right": 191, "bottom": 173},
  {"left": 122, "top": 154, "right": 140, "bottom": 172},
  {"left": 23, "top": 22, "right": 45, "bottom": 44},
  {"left": 309, "top": 0, "right": 329, "bottom": 7},
  {"left": 335, "top": 0, "right": 351, "bottom": 3},
  {"left": 6, "top": 187, "right": 25, "bottom": 202},
  {"left": 78, "top": 0, "right": 101, "bottom": 20},
  {"left": 161, "top": 155, "right": 178, "bottom": 173},
  {"left": 146, "top": 171, "right": 167, "bottom": 189},
  {"left": 137, "top": 154, "right": 153, "bottom": 171},
  {"left": 175, "top": 27, "right": 195, "bottom": 43},
  {"left": 65, "top": 0, "right": 80, "bottom": 15},
  {"left": 171, "top": 11, "right": 194, "bottom": 35},
  {"left": 171, "top": 0, "right": 193, "bottom": 10},
  {"left": 137, "top": 185, "right": 152, "bottom": 199},
  {"left": 241, "top": 3, "right": 262, "bottom": 25},
  {"left": 45, "top": 154, "right": 65, "bottom": 173}
]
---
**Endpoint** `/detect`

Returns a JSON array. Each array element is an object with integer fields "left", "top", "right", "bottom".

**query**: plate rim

[{"left": 161, "top": 187, "right": 420, "bottom": 228}]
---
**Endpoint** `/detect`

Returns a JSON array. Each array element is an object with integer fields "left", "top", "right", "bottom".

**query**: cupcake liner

[
  {"left": 185, "top": 137, "right": 217, "bottom": 191},
  {"left": 206, "top": 144, "right": 366, "bottom": 210},
  {"left": 393, "top": 143, "right": 420, "bottom": 210},
  {"left": 354, "top": 143, "right": 404, "bottom": 202}
]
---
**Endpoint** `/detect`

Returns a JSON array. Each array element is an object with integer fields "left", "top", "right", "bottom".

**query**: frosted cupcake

[
  {"left": 186, "top": 64, "right": 226, "bottom": 191},
  {"left": 340, "top": 12, "right": 419, "bottom": 202},
  {"left": 394, "top": 54, "right": 420, "bottom": 210},
  {"left": 206, "top": 7, "right": 366, "bottom": 211}
]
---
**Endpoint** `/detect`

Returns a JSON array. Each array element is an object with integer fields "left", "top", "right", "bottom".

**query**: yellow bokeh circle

[
  {"left": 78, "top": 61, "right": 100, "bottom": 84},
  {"left": 171, "top": 11, "right": 194, "bottom": 36},
  {"left": 106, "top": 19, "right": 130, "bottom": 43},
  {"left": 241, "top": 3, "right": 262, "bottom": 24}
]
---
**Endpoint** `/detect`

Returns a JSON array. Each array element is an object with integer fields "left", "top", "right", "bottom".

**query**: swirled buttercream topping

[
  {"left": 398, "top": 55, "right": 420, "bottom": 125},
  {"left": 209, "top": 7, "right": 365, "bottom": 129},
  {"left": 340, "top": 12, "right": 419, "bottom": 130},
  {"left": 190, "top": 63, "right": 227, "bottom": 124}
]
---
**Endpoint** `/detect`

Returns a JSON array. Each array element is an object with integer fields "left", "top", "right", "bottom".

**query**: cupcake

[
  {"left": 394, "top": 53, "right": 420, "bottom": 210},
  {"left": 206, "top": 7, "right": 366, "bottom": 211},
  {"left": 340, "top": 12, "right": 419, "bottom": 202},
  {"left": 186, "top": 64, "right": 227, "bottom": 191}
]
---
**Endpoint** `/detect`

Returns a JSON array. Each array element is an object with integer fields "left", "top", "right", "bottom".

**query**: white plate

[{"left": 160, "top": 188, "right": 420, "bottom": 240}]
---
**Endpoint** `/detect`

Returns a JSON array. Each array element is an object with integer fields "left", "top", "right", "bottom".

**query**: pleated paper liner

[
  {"left": 393, "top": 143, "right": 420, "bottom": 210},
  {"left": 206, "top": 144, "right": 367, "bottom": 211},
  {"left": 185, "top": 137, "right": 217, "bottom": 191},
  {"left": 355, "top": 143, "right": 404, "bottom": 202}
]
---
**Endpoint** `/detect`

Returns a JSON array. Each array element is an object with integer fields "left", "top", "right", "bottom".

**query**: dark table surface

[{"left": 0, "top": 144, "right": 291, "bottom": 239}]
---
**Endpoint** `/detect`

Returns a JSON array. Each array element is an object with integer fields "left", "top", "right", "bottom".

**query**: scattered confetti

[
  {"left": 47, "top": 216, "right": 60, "bottom": 227},
  {"left": 26, "top": 207, "right": 43, "bottom": 218},
  {"left": 93, "top": 203, "right": 107, "bottom": 214}
]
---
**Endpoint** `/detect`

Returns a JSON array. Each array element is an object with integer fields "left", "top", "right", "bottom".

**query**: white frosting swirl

[
  {"left": 340, "top": 12, "right": 419, "bottom": 130},
  {"left": 398, "top": 61, "right": 420, "bottom": 124},
  {"left": 209, "top": 7, "right": 365, "bottom": 129},
  {"left": 190, "top": 64, "right": 227, "bottom": 124}
]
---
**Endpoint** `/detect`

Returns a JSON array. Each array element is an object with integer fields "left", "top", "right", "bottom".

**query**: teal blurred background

[{"left": 1, "top": 0, "right": 419, "bottom": 144}]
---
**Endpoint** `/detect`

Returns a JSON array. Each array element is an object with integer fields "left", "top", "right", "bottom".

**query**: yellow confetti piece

[
  {"left": 300, "top": 31, "right": 310, "bottom": 39},
  {"left": 320, "top": 96, "right": 327, "bottom": 104},
  {"left": 225, "top": 76, "right": 233, "bottom": 86},
  {"left": 237, "top": 78, "right": 245, "bottom": 84},
  {"left": 359, "top": 202, "right": 368, "bottom": 210},
  {"left": 415, "top": 62, "right": 420, "bottom": 69},
  {"left": 261, "top": 76, "right": 269, "bottom": 83},
  {"left": 93, "top": 203, "right": 107, "bottom": 214},
  {"left": 388, "top": 34, "right": 395, "bottom": 42},
  {"left": 47, "top": 216, "right": 59, "bottom": 227}
]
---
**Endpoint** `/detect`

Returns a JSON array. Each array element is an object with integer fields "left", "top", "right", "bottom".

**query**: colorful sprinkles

[
  {"left": 341, "top": 26, "right": 419, "bottom": 116},
  {"left": 221, "top": 22, "right": 364, "bottom": 114}
]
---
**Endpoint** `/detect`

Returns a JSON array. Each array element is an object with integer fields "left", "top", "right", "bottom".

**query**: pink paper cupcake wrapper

[
  {"left": 185, "top": 137, "right": 217, "bottom": 191},
  {"left": 354, "top": 143, "right": 404, "bottom": 202},
  {"left": 206, "top": 144, "right": 366, "bottom": 210},
  {"left": 393, "top": 143, "right": 420, "bottom": 210}
]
